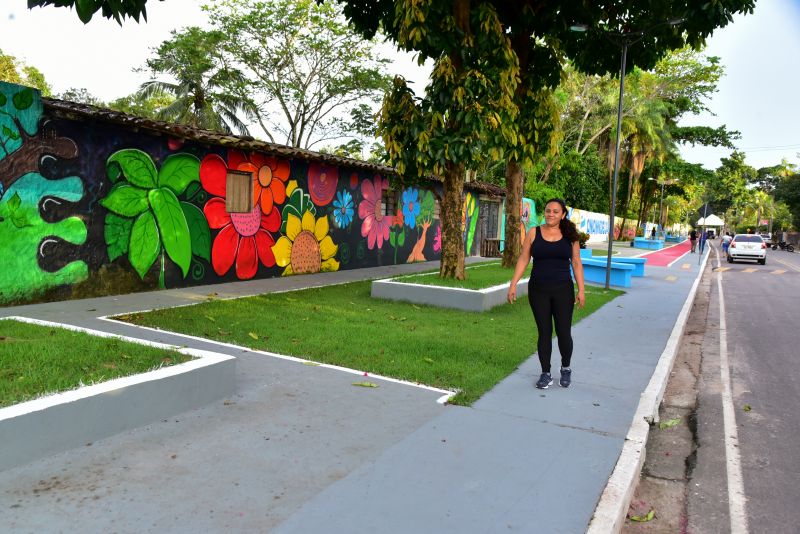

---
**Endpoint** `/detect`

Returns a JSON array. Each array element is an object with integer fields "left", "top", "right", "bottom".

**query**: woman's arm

[
  {"left": 571, "top": 241, "right": 586, "bottom": 308},
  {"left": 507, "top": 228, "right": 535, "bottom": 303}
]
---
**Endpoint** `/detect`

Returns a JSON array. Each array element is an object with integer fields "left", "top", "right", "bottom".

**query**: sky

[{"left": 1, "top": 0, "right": 799, "bottom": 171}]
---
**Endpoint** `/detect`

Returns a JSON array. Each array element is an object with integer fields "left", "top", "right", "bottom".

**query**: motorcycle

[{"left": 771, "top": 241, "right": 795, "bottom": 252}]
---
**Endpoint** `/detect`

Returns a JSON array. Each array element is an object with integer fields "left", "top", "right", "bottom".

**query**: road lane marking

[
  {"left": 714, "top": 248, "right": 750, "bottom": 534},
  {"left": 714, "top": 267, "right": 731, "bottom": 272},
  {"left": 665, "top": 275, "right": 678, "bottom": 282},
  {"left": 771, "top": 269, "right": 787, "bottom": 275},
  {"left": 772, "top": 255, "right": 800, "bottom": 273},
  {"left": 742, "top": 268, "right": 758, "bottom": 273},
  {"left": 681, "top": 263, "right": 691, "bottom": 269}
]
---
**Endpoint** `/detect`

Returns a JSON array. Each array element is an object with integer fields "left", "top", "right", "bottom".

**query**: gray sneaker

[
  {"left": 536, "top": 372, "right": 553, "bottom": 389},
  {"left": 559, "top": 367, "right": 572, "bottom": 388}
]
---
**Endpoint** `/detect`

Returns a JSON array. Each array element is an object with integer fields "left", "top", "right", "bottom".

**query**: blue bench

[
  {"left": 633, "top": 237, "right": 664, "bottom": 250},
  {"left": 580, "top": 257, "right": 635, "bottom": 288},
  {"left": 665, "top": 235, "right": 684, "bottom": 243},
  {"left": 589, "top": 256, "right": 647, "bottom": 277}
]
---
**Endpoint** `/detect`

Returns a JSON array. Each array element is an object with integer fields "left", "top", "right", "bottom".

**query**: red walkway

[{"left": 639, "top": 239, "right": 692, "bottom": 267}]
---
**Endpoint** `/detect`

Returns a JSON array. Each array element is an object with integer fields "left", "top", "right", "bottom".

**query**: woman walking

[{"left": 507, "top": 199, "right": 586, "bottom": 389}]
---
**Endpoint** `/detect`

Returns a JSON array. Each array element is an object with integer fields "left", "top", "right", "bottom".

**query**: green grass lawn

[
  {"left": 0, "top": 320, "right": 192, "bottom": 408},
  {"left": 592, "top": 248, "right": 620, "bottom": 256},
  {"left": 116, "top": 280, "right": 622, "bottom": 405},
  {"left": 394, "top": 261, "right": 532, "bottom": 290}
]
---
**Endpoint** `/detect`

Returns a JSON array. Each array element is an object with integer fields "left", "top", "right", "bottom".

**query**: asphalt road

[{"left": 696, "top": 244, "right": 800, "bottom": 532}]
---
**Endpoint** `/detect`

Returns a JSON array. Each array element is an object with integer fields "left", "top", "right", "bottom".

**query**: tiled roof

[{"left": 42, "top": 97, "right": 505, "bottom": 198}]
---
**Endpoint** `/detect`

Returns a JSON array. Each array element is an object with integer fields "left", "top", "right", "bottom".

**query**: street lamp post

[{"left": 571, "top": 17, "right": 683, "bottom": 289}]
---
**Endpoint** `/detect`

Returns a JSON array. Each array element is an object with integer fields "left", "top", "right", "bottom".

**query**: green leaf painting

[
  {"left": 12, "top": 88, "right": 34, "bottom": 111},
  {"left": 100, "top": 184, "right": 149, "bottom": 217},
  {"left": 149, "top": 188, "right": 191, "bottom": 277},
  {"left": 107, "top": 149, "right": 158, "bottom": 189},
  {"left": 280, "top": 187, "right": 316, "bottom": 235},
  {"left": 104, "top": 213, "right": 134, "bottom": 263},
  {"left": 419, "top": 190, "right": 435, "bottom": 223},
  {"left": 181, "top": 201, "right": 211, "bottom": 262},
  {"left": 129, "top": 211, "right": 161, "bottom": 279},
  {"left": 101, "top": 150, "right": 202, "bottom": 282},
  {"left": 158, "top": 154, "right": 201, "bottom": 195}
]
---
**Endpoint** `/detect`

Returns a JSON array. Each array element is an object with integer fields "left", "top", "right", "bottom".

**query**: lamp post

[{"left": 571, "top": 17, "right": 683, "bottom": 289}]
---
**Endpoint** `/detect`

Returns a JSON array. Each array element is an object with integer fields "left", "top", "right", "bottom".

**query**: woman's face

[{"left": 544, "top": 202, "right": 565, "bottom": 225}]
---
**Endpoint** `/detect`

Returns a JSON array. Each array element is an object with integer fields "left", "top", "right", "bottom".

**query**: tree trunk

[
  {"left": 440, "top": 161, "right": 466, "bottom": 279},
  {"left": 0, "top": 118, "right": 78, "bottom": 192},
  {"left": 502, "top": 158, "right": 523, "bottom": 268}
]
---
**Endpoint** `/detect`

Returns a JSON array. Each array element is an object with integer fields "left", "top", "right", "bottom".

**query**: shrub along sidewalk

[
  {"left": 117, "top": 279, "right": 621, "bottom": 405},
  {"left": 0, "top": 319, "right": 191, "bottom": 408}
]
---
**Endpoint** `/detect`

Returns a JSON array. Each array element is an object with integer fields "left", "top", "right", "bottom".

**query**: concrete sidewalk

[{"left": 0, "top": 251, "right": 706, "bottom": 533}]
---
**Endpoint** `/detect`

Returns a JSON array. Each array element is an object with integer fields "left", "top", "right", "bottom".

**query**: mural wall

[{"left": 0, "top": 82, "right": 442, "bottom": 305}]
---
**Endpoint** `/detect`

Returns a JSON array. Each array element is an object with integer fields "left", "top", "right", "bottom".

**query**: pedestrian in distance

[
  {"left": 508, "top": 198, "right": 586, "bottom": 390},
  {"left": 650, "top": 226, "right": 657, "bottom": 239},
  {"left": 690, "top": 229, "right": 698, "bottom": 253},
  {"left": 722, "top": 232, "right": 732, "bottom": 254}
]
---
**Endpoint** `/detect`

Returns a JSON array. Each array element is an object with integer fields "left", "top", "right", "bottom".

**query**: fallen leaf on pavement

[
  {"left": 629, "top": 510, "right": 655, "bottom": 522},
  {"left": 352, "top": 381, "right": 379, "bottom": 388},
  {"left": 743, "top": 404, "right": 752, "bottom": 412},
  {"left": 659, "top": 417, "right": 681, "bottom": 430}
]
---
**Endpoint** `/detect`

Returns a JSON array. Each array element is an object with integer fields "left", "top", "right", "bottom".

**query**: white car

[{"left": 727, "top": 234, "right": 767, "bottom": 265}]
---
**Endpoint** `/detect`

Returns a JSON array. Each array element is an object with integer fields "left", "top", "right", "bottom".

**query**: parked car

[
  {"left": 727, "top": 234, "right": 767, "bottom": 265},
  {"left": 760, "top": 232, "right": 772, "bottom": 245}
]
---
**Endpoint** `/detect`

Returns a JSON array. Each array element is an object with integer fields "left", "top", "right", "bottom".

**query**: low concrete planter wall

[
  {"left": 0, "top": 317, "right": 236, "bottom": 472},
  {"left": 371, "top": 277, "right": 529, "bottom": 312}
]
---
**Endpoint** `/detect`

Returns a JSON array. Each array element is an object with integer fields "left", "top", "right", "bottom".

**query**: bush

[{"left": 578, "top": 231, "right": 590, "bottom": 248}]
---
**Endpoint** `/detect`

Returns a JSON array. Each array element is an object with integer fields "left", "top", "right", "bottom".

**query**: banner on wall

[{"left": 566, "top": 207, "right": 609, "bottom": 243}]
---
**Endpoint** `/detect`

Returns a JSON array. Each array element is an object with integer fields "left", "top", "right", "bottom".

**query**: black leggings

[{"left": 527, "top": 281, "right": 574, "bottom": 373}]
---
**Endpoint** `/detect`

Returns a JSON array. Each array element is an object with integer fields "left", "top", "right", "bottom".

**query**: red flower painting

[{"left": 200, "top": 153, "right": 282, "bottom": 279}]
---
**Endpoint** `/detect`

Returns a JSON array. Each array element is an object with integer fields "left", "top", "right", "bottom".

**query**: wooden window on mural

[
  {"left": 382, "top": 189, "right": 398, "bottom": 217},
  {"left": 226, "top": 170, "right": 254, "bottom": 213}
]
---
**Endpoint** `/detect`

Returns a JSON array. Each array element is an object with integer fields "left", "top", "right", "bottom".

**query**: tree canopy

[
  {"left": 204, "top": 0, "right": 391, "bottom": 150},
  {"left": 27, "top": 0, "right": 153, "bottom": 24}
]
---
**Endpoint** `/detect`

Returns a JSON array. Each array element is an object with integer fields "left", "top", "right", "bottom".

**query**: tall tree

[
  {"left": 349, "top": 1, "right": 520, "bottom": 279},
  {"left": 0, "top": 49, "right": 52, "bottom": 96},
  {"left": 205, "top": 0, "right": 391, "bottom": 149},
  {"left": 333, "top": 0, "right": 754, "bottom": 277},
  {"left": 140, "top": 27, "right": 254, "bottom": 135}
]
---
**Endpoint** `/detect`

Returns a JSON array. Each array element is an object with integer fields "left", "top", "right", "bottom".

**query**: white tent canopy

[{"left": 696, "top": 214, "right": 724, "bottom": 226}]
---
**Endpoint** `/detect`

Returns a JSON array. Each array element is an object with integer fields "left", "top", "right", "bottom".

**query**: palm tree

[{"left": 139, "top": 27, "right": 254, "bottom": 135}]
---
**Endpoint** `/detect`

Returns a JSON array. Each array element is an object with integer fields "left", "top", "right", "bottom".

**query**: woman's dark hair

[{"left": 544, "top": 198, "right": 580, "bottom": 243}]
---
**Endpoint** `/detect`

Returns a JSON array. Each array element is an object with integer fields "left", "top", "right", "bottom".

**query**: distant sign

[{"left": 759, "top": 219, "right": 769, "bottom": 226}]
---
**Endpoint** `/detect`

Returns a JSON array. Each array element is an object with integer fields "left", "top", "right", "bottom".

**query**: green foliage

[
  {"left": 204, "top": 0, "right": 391, "bottom": 148},
  {"left": 101, "top": 149, "right": 207, "bottom": 282},
  {"left": 524, "top": 181, "right": 564, "bottom": 219},
  {"left": 548, "top": 150, "right": 607, "bottom": 213},
  {"left": 27, "top": 0, "right": 150, "bottom": 24},
  {"left": 141, "top": 26, "right": 253, "bottom": 135},
  {"left": 0, "top": 50, "right": 52, "bottom": 96},
  {"left": 775, "top": 172, "right": 800, "bottom": 229}
]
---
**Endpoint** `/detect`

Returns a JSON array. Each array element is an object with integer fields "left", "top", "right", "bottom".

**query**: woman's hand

[
  {"left": 575, "top": 289, "right": 585, "bottom": 309},
  {"left": 507, "top": 283, "right": 517, "bottom": 303}
]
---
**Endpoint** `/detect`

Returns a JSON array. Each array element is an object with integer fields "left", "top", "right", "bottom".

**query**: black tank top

[{"left": 530, "top": 226, "right": 573, "bottom": 285}]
